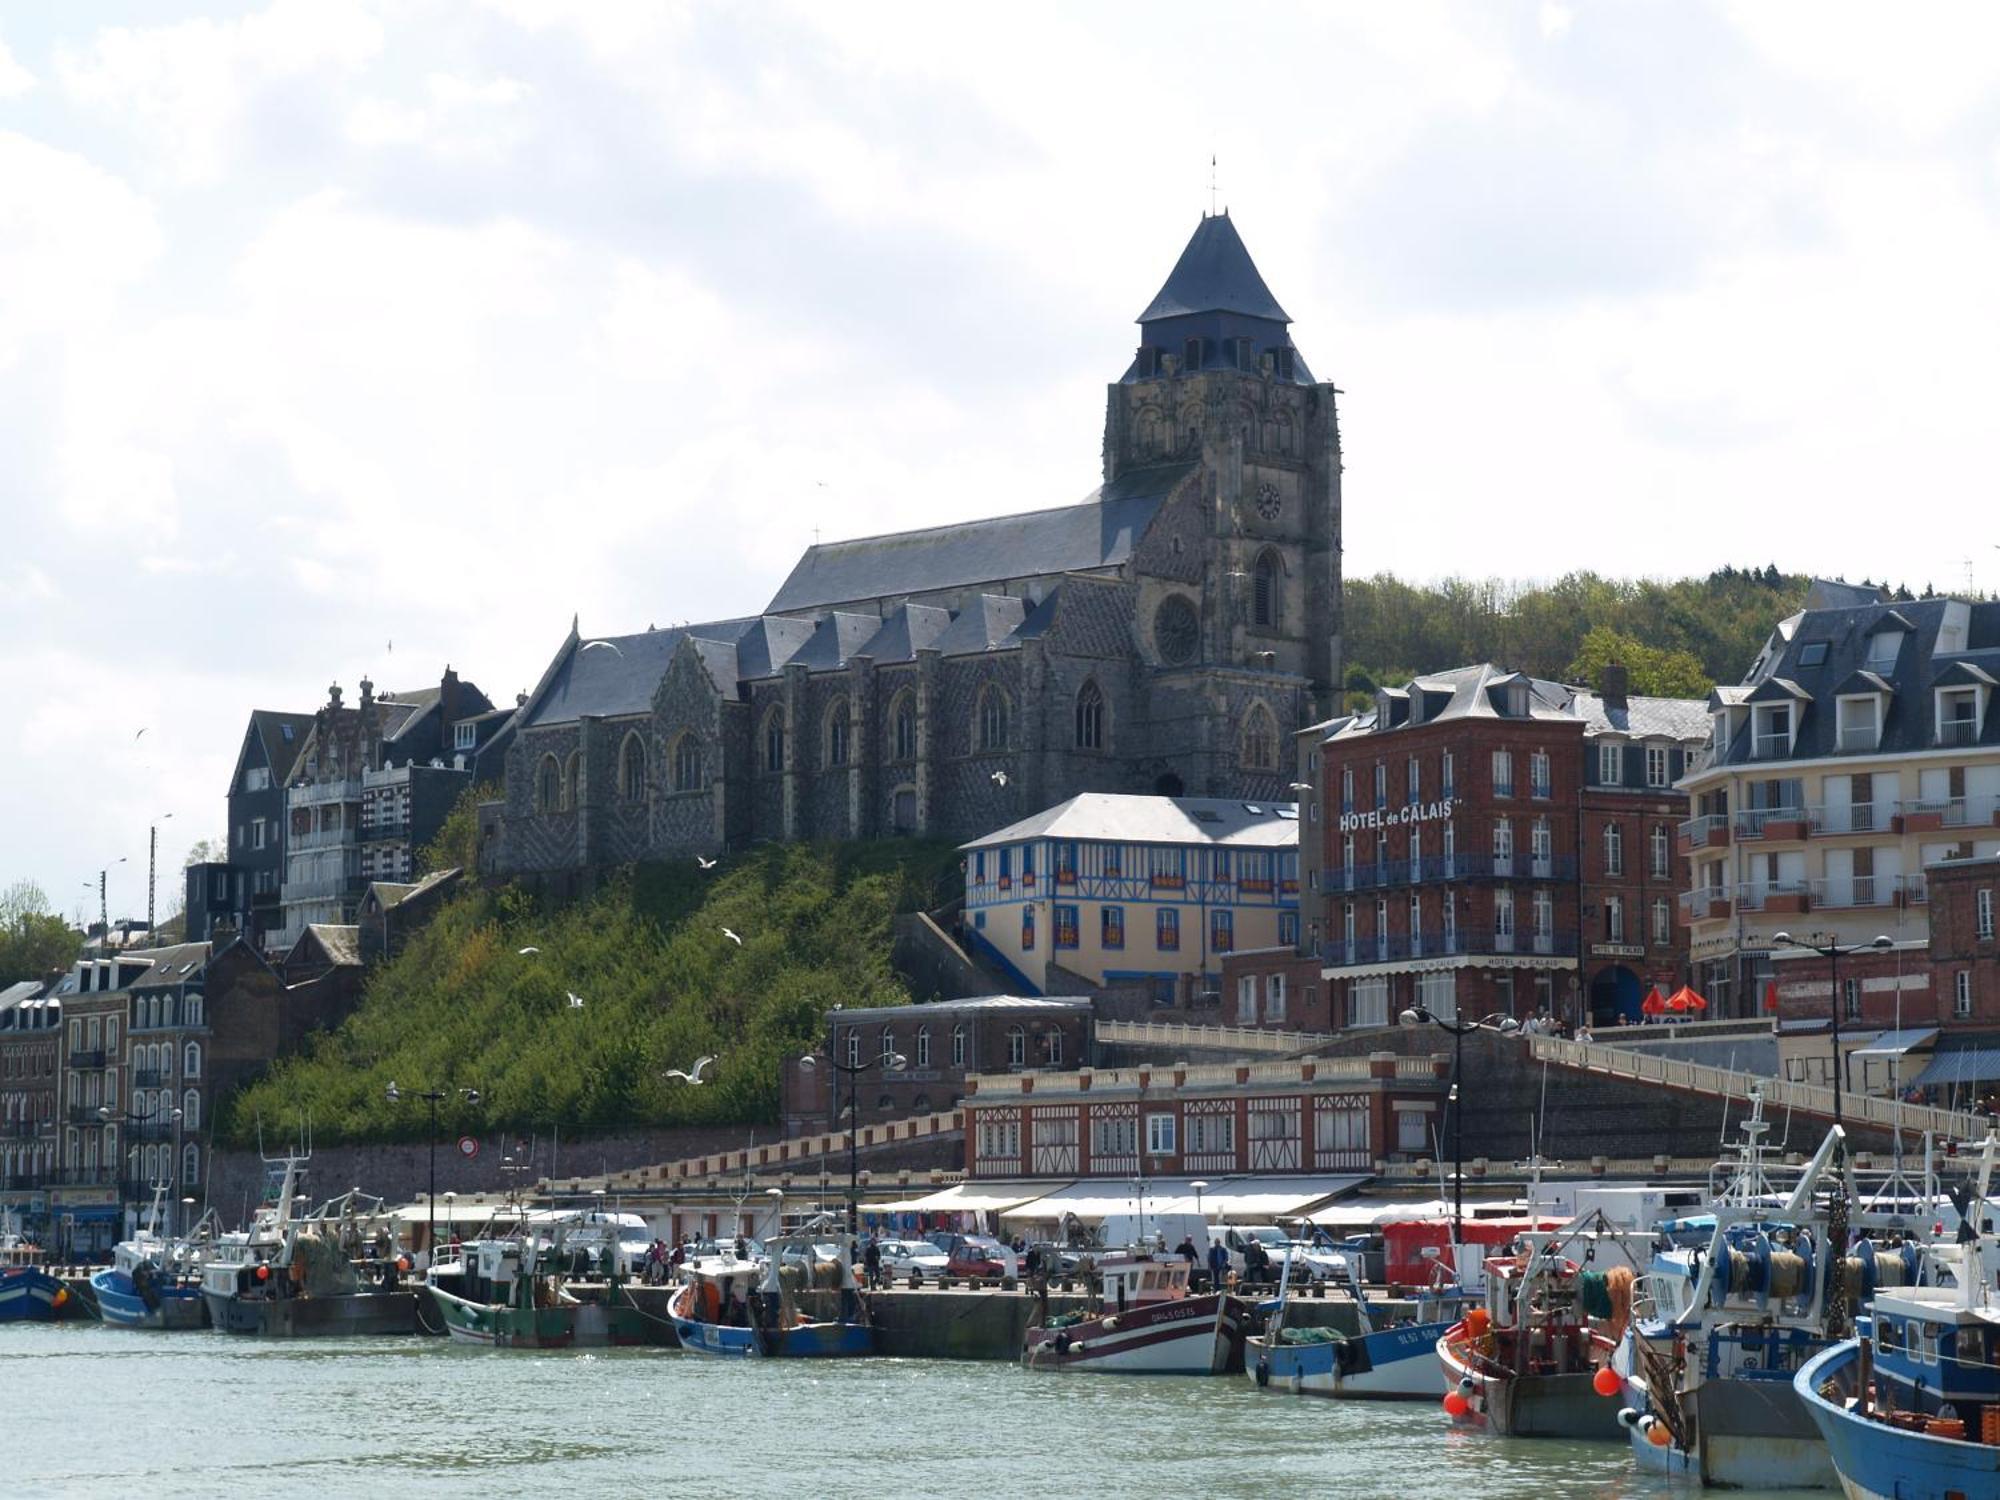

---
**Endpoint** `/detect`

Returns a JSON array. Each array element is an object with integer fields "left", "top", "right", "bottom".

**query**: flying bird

[
  {"left": 696, "top": 855, "right": 717, "bottom": 871},
  {"left": 663, "top": 1055, "right": 717, "bottom": 1086},
  {"left": 134, "top": 728, "right": 148, "bottom": 740},
  {"left": 990, "top": 770, "right": 1008, "bottom": 787},
  {"left": 517, "top": 946, "right": 541, "bottom": 955},
  {"left": 720, "top": 928, "right": 743, "bottom": 946},
  {"left": 566, "top": 991, "right": 585, "bottom": 1009},
  {"left": 581, "top": 639, "right": 623, "bottom": 656}
]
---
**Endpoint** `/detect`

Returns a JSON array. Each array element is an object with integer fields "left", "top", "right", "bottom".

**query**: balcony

[
  {"left": 1808, "top": 876, "right": 1889, "bottom": 910},
  {"left": 1938, "top": 719, "right": 1980, "bottom": 748},
  {"left": 1809, "top": 801, "right": 1890, "bottom": 836},
  {"left": 281, "top": 875, "right": 362, "bottom": 903},
  {"left": 67, "top": 1049, "right": 105, "bottom": 1070},
  {"left": 1898, "top": 797, "right": 1956, "bottom": 834},
  {"left": 1751, "top": 732, "right": 1792, "bottom": 760},
  {"left": 132, "top": 1068, "right": 165, "bottom": 1088},
  {"left": 1678, "top": 814, "right": 1730, "bottom": 851},
  {"left": 1901, "top": 873, "right": 1930, "bottom": 907},
  {"left": 287, "top": 826, "right": 355, "bottom": 852},
  {"left": 1320, "top": 931, "right": 1478, "bottom": 968},
  {"left": 289, "top": 777, "right": 362, "bottom": 808},
  {"left": 128, "top": 1121, "right": 175, "bottom": 1142},
  {"left": 1737, "top": 881, "right": 1811, "bottom": 914},
  {"left": 1679, "top": 887, "right": 1733, "bottom": 922},
  {"left": 1735, "top": 806, "right": 1808, "bottom": 841}
]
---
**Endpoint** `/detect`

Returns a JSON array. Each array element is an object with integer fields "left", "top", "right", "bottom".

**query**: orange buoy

[
  {"left": 1647, "top": 1421, "right": 1672, "bottom": 1447},
  {"left": 1593, "top": 1365, "right": 1622, "bottom": 1397},
  {"left": 1443, "top": 1391, "right": 1471, "bottom": 1418},
  {"left": 256, "top": 1264, "right": 270, "bottom": 1281}
]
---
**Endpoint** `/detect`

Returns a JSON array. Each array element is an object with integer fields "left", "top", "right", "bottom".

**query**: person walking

[
  {"left": 863, "top": 1236, "right": 883, "bottom": 1290},
  {"left": 1206, "top": 1237, "right": 1230, "bottom": 1294}
]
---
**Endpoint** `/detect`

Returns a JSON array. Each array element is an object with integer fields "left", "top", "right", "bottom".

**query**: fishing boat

[
  {"left": 0, "top": 1213, "right": 66, "bottom": 1323},
  {"left": 1024, "top": 1249, "right": 1245, "bottom": 1375},
  {"left": 1248, "top": 1248, "right": 1465, "bottom": 1399},
  {"left": 201, "top": 1151, "right": 422, "bottom": 1337},
  {"left": 90, "top": 1185, "right": 214, "bottom": 1330},
  {"left": 667, "top": 1225, "right": 872, "bottom": 1358},
  {"left": 1436, "top": 1210, "right": 1653, "bottom": 1439},
  {"left": 1794, "top": 1139, "right": 2000, "bottom": 1500},
  {"left": 428, "top": 1232, "right": 646, "bottom": 1348}
]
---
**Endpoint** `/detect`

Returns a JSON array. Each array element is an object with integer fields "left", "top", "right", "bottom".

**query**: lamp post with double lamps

[
  {"left": 1771, "top": 931, "right": 1894, "bottom": 1131},
  {"left": 1396, "top": 1006, "right": 1521, "bottom": 1272},
  {"left": 797, "top": 1046, "right": 906, "bottom": 1236},
  {"left": 384, "top": 1082, "right": 481, "bottom": 1261},
  {"left": 97, "top": 1104, "right": 181, "bottom": 1239}
]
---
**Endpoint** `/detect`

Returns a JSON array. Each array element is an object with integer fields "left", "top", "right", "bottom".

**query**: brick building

[
  {"left": 1930, "top": 855, "right": 2000, "bottom": 1023},
  {"left": 959, "top": 793, "right": 1300, "bottom": 1000},
  {"left": 960, "top": 1053, "right": 1450, "bottom": 1179},
  {"left": 781, "top": 995, "right": 1092, "bottom": 1138},
  {"left": 0, "top": 982, "right": 60, "bottom": 1216},
  {"left": 489, "top": 211, "right": 1344, "bottom": 876},
  {"left": 1313, "top": 664, "right": 1707, "bottom": 1030}
]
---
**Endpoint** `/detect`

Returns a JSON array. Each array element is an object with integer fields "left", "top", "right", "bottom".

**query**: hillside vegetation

[{"left": 220, "top": 840, "right": 961, "bottom": 1146}]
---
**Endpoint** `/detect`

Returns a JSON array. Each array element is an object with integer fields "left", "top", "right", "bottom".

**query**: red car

[{"left": 944, "top": 1234, "right": 1011, "bottom": 1278}]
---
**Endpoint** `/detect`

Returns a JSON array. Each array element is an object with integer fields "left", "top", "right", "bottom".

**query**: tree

[
  {"left": 1566, "top": 626, "right": 1713, "bottom": 700},
  {"left": 183, "top": 837, "right": 226, "bottom": 867},
  {"left": 0, "top": 880, "right": 79, "bottom": 986},
  {"left": 418, "top": 782, "right": 499, "bottom": 876}
]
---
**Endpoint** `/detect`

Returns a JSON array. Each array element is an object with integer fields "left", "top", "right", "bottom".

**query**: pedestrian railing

[
  {"left": 1528, "top": 1035, "right": 1991, "bottom": 1141},
  {"left": 1095, "top": 1019, "right": 1336, "bottom": 1054}
]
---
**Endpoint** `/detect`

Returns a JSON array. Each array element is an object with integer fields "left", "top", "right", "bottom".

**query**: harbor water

[{"left": 5, "top": 1323, "right": 1825, "bottom": 1499}]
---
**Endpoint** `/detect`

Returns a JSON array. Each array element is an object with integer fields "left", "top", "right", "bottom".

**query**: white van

[
  {"left": 1207, "top": 1224, "right": 1348, "bottom": 1283},
  {"left": 1097, "top": 1211, "right": 1207, "bottom": 1256}
]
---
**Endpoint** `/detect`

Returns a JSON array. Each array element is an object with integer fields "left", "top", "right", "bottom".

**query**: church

[{"left": 487, "top": 211, "right": 1345, "bottom": 873}]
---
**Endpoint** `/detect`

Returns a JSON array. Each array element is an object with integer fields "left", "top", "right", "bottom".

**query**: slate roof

[
  {"left": 764, "top": 464, "right": 1192, "bottom": 615},
  {"left": 1327, "top": 663, "right": 1707, "bottom": 745},
  {"left": 298, "top": 924, "right": 362, "bottom": 968},
  {"left": 1803, "top": 578, "right": 1890, "bottom": 611},
  {"left": 520, "top": 620, "right": 755, "bottom": 728},
  {"left": 933, "top": 594, "right": 1028, "bottom": 657},
  {"left": 963, "top": 793, "right": 1300, "bottom": 851},
  {"left": 252, "top": 710, "right": 315, "bottom": 783},
  {"left": 1707, "top": 596, "right": 2000, "bottom": 766},
  {"left": 0, "top": 980, "right": 45, "bottom": 1015},
  {"left": 1569, "top": 689, "right": 1714, "bottom": 743},
  {"left": 1138, "top": 212, "right": 1292, "bottom": 324},
  {"left": 129, "top": 941, "right": 212, "bottom": 989}
]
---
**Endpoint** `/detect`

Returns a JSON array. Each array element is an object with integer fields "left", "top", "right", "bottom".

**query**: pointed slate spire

[{"left": 1137, "top": 211, "right": 1291, "bottom": 325}]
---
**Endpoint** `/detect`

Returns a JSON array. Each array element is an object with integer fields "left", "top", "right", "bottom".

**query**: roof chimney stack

[{"left": 1599, "top": 662, "right": 1629, "bottom": 711}]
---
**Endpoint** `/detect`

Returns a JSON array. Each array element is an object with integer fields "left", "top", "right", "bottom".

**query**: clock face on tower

[{"left": 1254, "top": 481, "right": 1282, "bottom": 521}]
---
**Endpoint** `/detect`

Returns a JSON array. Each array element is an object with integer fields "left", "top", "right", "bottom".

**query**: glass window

[
  {"left": 1492, "top": 750, "right": 1513, "bottom": 796},
  {"left": 1075, "top": 683, "right": 1105, "bottom": 751},
  {"left": 1101, "top": 906, "right": 1125, "bottom": 950},
  {"left": 1053, "top": 905, "right": 1079, "bottom": 950},
  {"left": 1646, "top": 745, "right": 1670, "bottom": 787},
  {"left": 951, "top": 1027, "right": 966, "bottom": 1068},
  {"left": 1008, "top": 1026, "right": 1026, "bottom": 1067},
  {"left": 1021, "top": 906, "right": 1035, "bottom": 950},
  {"left": 1599, "top": 742, "right": 1623, "bottom": 784},
  {"left": 916, "top": 1029, "right": 931, "bottom": 1068},
  {"left": 1156, "top": 908, "right": 1180, "bottom": 951},
  {"left": 1146, "top": 1112, "right": 1176, "bottom": 1155},
  {"left": 1211, "top": 909, "right": 1233, "bottom": 953}
]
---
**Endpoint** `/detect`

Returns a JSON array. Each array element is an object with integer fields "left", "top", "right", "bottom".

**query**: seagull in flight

[
  {"left": 720, "top": 927, "right": 743, "bottom": 946},
  {"left": 581, "top": 639, "right": 623, "bottom": 656},
  {"left": 566, "top": 991, "right": 585, "bottom": 1009},
  {"left": 990, "top": 770, "right": 1008, "bottom": 787},
  {"left": 696, "top": 855, "right": 717, "bottom": 871},
  {"left": 134, "top": 727, "right": 148, "bottom": 740},
  {"left": 663, "top": 1055, "right": 717, "bottom": 1086},
  {"left": 517, "top": 946, "right": 541, "bottom": 955}
]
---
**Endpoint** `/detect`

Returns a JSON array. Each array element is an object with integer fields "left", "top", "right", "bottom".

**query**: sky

[{"left": 2, "top": 0, "right": 1997, "bottom": 922}]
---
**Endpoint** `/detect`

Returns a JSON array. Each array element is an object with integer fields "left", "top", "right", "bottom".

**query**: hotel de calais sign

[{"left": 1337, "top": 798, "right": 1456, "bottom": 835}]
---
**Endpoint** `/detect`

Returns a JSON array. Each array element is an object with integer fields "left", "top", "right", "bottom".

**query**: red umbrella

[
  {"left": 1763, "top": 979, "right": 1780, "bottom": 1013},
  {"left": 1686, "top": 987, "right": 1709, "bottom": 1012},
  {"left": 1667, "top": 991, "right": 1690, "bottom": 1012},
  {"left": 1641, "top": 988, "right": 1666, "bottom": 1017}
]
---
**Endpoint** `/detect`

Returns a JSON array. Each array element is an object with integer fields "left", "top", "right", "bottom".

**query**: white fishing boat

[
  {"left": 1248, "top": 1249, "right": 1466, "bottom": 1400},
  {"left": 1023, "top": 1250, "right": 1245, "bottom": 1375}
]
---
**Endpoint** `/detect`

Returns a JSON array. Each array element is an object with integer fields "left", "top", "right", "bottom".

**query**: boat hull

[
  {"left": 1438, "top": 1327, "right": 1622, "bottom": 1440},
  {"left": 1023, "top": 1293, "right": 1244, "bottom": 1376},
  {"left": 1249, "top": 1320, "right": 1453, "bottom": 1399},
  {"left": 0, "top": 1267, "right": 66, "bottom": 1322},
  {"left": 203, "top": 1289, "right": 422, "bottom": 1337},
  {"left": 1796, "top": 1342, "right": 2000, "bottom": 1500},
  {"left": 429, "top": 1284, "right": 645, "bottom": 1348},
  {"left": 666, "top": 1284, "right": 872, "bottom": 1358},
  {"left": 90, "top": 1269, "right": 208, "bottom": 1330}
]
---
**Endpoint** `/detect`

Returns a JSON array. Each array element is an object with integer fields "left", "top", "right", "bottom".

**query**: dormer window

[
  {"left": 1752, "top": 703, "right": 1793, "bottom": 759},
  {"left": 453, "top": 722, "right": 476, "bottom": 751},
  {"left": 1937, "top": 686, "right": 1984, "bottom": 747},
  {"left": 1866, "top": 629, "right": 1902, "bottom": 671},
  {"left": 1836, "top": 695, "right": 1883, "bottom": 753}
]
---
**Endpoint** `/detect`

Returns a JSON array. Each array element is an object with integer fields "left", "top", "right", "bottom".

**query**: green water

[{"left": 4, "top": 1324, "right": 1822, "bottom": 1498}]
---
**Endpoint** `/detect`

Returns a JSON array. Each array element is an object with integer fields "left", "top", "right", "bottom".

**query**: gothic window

[
  {"left": 561, "top": 753, "right": 580, "bottom": 812},
  {"left": 183, "top": 1088, "right": 199, "bottom": 1130},
  {"left": 536, "top": 754, "right": 561, "bottom": 813},
  {"left": 183, "top": 1042, "right": 200, "bottom": 1079},
  {"left": 183, "top": 1141, "right": 200, "bottom": 1187},
  {"left": 976, "top": 687, "right": 1010, "bottom": 752},
  {"left": 892, "top": 786, "right": 917, "bottom": 833},
  {"left": 1075, "top": 681, "right": 1106, "bottom": 751},
  {"left": 1241, "top": 704, "right": 1277, "bottom": 771},
  {"left": 672, "top": 734, "right": 704, "bottom": 793},
  {"left": 1253, "top": 549, "right": 1282, "bottom": 629},
  {"left": 1153, "top": 595, "right": 1199, "bottom": 666},
  {"left": 618, "top": 733, "right": 647, "bottom": 801},
  {"left": 891, "top": 694, "right": 917, "bottom": 762},
  {"left": 762, "top": 710, "right": 786, "bottom": 774},
  {"left": 825, "top": 698, "right": 850, "bottom": 768}
]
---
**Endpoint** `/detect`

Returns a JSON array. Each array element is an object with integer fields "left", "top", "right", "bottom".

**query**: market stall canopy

[
  {"left": 1305, "top": 1196, "right": 1531, "bottom": 1229},
  {"left": 999, "top": 1175, "right": 1365, "bottom": 1224},
  {"left": 863, "top": 1181, "right": 1059, "bottom": 1215},
  {"left": 1849, "top": 1028, "right": 1939, "bottom": 1060},
  {"left": 1911, "top": 1047, "right": 2000, "bottom": 1088}
]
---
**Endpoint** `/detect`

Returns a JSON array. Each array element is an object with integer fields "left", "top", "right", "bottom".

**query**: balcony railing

[
  {"left": 1751, "top": 732, "right": 1792, "bottom": 760},
  {"left": 1835, "top": 727, "right": 1881, "bottom": 753},
  {"left": 1735, "top": 881, "right": 1811, "bottom": 912},
  {"left": 1679, "top": 813, "right": 1729, "bottom": 845},
  {"left": 67, "top": 1050, "right": 105, "bottom": 1070},
  {"left": 132, "top": 1068, "right": 165, "bottom": 1088},
  {"left": 1938, "top": 719, "right": 1980, "bottom": 747},
  {"left": 1493, "top": 779, "right": 1516, "bottom": 798},
  {"left": 1679, "top": 887, "right": 1731, "bottom": 919},
  {"left": 1735, "top": 806, "right": 1807, "bottom": 839},
  {"left": 289, "top": 777, "right": 362, "bottom": 808},
  {"left": 1809, "top": 801, "right": 1889, "bottom": 835},
  {"left": 1807, "top": 876, "right": 1887, "bottom": 909},
  {"left": 128, "top": 1121, "right": 175, "bottom": 1142},
  {"left": 1903, "top": 873, "right": 1930, "bottom": 905}
]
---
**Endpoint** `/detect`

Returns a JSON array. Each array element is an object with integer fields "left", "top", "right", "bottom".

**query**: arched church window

[
  {"left": 561, "top": 752, "right": 579, "bottom": 811},
  {"left": 1075, "top": 682, "right": 1106, "bottom": 752},
  {"left": 825, "top": 699, "right": 850, "bottom": 768},
  {"left": 619, "top": 733, "right": 647, "bottom": 801},
  {"left": 762, "top": 710, "right": 786, "bottom": 774},
  {"left": 1153, "top": 596, "right": 1198, "bottom": 666},
  {"left": 672, "top": 734, "right": 704, "bottom": 793},
  {"left": 891, "top": 695, "right": 917, "bottom": 762},
  {"left": 976, "top": 688, "right": 1010, "bottom": 752},
  {"left": 1242, "top": 704, "right": 1278, "bottom": 771},
  {"left": 1254, "top": 550, "right": 1282, "bottom": 629},
  {"left": 536, "top": 754, "right": 560, "bottom": 813}
]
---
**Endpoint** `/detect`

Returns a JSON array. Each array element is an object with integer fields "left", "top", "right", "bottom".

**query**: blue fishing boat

[
  {"left": 0, "top": 1226, "right": 66, "bottom": 1323},
  {"left": 90, "top": 1186, "right": 214, "bottom": 1330},
  {"left": 1248, "top": 1250, "right": 1463, "bottom": 1399},
  {"left": 1794, "top": 1144, "right": 2000, "bottom": 1500},
  {"left": 668, "top": 1228, "right": 872, "bottom": 1358}
]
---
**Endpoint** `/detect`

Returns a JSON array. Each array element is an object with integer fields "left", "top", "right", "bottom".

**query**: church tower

[{"left": 1105, "top": 212, "right": 1343, "bottom": 715}]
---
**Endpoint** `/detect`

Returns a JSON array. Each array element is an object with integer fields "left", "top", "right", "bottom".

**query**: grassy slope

[{"left": 221, "top": 840, "right": 961, "bottom": 1146}]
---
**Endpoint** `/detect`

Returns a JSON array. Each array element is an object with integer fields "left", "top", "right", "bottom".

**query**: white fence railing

[
  {"left": 1095, "top": 1019, "right": 1336, "bottom": 1055},
  {"left": 1529, "top": 1035, "right": 1990, "bottom": 1141},
  {"left": 544, "top": 1107, "right": 966, "bottom": 1194}
]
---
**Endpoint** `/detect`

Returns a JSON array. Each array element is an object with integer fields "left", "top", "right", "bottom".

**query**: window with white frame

[
  {"left": 1188, "top": 1112, "right": 1236, "bottom": 1155},
  {"left": 1599, "top": 742, "right": 1623, "bottom": 785},
  {"left": 843, "top": 1030, "right": 860, "bottom": 1067},
  {"left": 951, "top": 1026, "right": 966, "bottom": 1068},
  {"left": 1146, "top": 1113, "right": 1176, "bottom": 1155},
  {"left": 1406, "top": 756, "right": 1420, "bottom": 805},
  {"left": 1417, "top": 970, "right": 1455, "bottom": 1021},
  {"left": 1046, "top": 1029, "right": 1062, "bottom": 1065},
  {"left": 1237, "top": 976, "right": 1257, "bottom": 1023},
  {"left": 1441, "top": 751, "right": 1455, "bottom": 795},
  {"left": 1651, "top": 824, "right": 1670, "bottom": 877},
  {"left": 1340, "top": 766, "right": 1353, "bottom": 807},
  {"left": 915, "top": 1029, "right": 931, "bottom": 1068},
  {"left": 1955, "top": 970, "right": 1973, "bottom": 1018},
  {"left": 1092, "top": 1114, "right": 1135, "bottom": 1158},
  {"left": 979, "top": 1117, "right": 1020, "bottom": 1161},
  {"left": 1315, "top": 1103, "right": 1366, "bottom": 1155},
  {"left": 1979, "top": 888, "right": 1994, "bottom": 940},
  {"left": 1349, "top": 977, "right": 1388, "bottom": 1029},
  {"left": 1397, "top": 1109, "right": 1430, "bottom": 1153},
  {"left": 1265, "top": 973, "right": 1286, "bottom": 1022},
  {"left": 1604, "top": 823, "right": 1624, "bottom": 876},
  {"left": 1529, "top": 750, "right": 1551, "bottom": 798},
  {"left": 1494, "top": 887, "right": 1515, "bottom": 937},
  {"left": 1374, "top": 762, "right": 1387, "bottom": 806},
  {"left": 1651, "top": 897, "right": 1671, "bottom": 945},
  {"left": 1492, "top": 750, "right": 1514, "bottom": 796},
  {"left": 1646, "top": 745, "right": 1669, "bottom": 787},
  {"left": 1532, "top": 888, "right": 1553, "bottom": 939},
  {"left": 1493, "top": 818, "right": 1513, "bottom": 863},
  {"left": 880, "top": 1029, "right": 897, "bottom": 1065},
  {"left": 1531, "top": 817, "right": 1551, "bottom": 866},
  {"left": 1843, "top": 978, "right": 1861, "bottom": 1020},
  {"left": 1605, "top": 895, "right": 1625, "bottom": 942}
]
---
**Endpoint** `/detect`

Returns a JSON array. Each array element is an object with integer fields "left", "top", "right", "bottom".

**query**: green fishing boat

[{"left": 428, "top": 1236, "right": 646, "bottom": 1348}]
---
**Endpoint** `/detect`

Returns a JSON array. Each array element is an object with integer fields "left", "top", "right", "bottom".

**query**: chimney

[
  {"left": 440, "top": 665, "right": 462, "bottom": 735},
  {"left": 1599, "top": 662, "right": 1629, "bottom": 711}
]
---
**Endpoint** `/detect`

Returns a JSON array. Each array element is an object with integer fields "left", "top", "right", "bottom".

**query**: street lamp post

[
  {"left": 1772, "top": 931, "right": 1894, "bottom": 1131},
  {"left": 385, "top": 1082, "right": 480, "bottom": 1259},
  {"left": 798, "top": 1047, "right": 906, "bottom": 1236},
  {"left": 1397, "top": 1006, "right": 1520, "bottom": 1266},
  {"left": 96, "top": 1104, "right": 180, "bottom": 1240}
]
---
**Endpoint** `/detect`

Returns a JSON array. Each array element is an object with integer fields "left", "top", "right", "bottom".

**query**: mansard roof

[
  {"left": 764, "top": 463, "right": 1190, "bottom": 615},
  {"left": 964, "top": 792, "right": 1300, "bottom": 851},
  {"left": 1137, "top": 212, "right": 1291, "bottom": 324}
]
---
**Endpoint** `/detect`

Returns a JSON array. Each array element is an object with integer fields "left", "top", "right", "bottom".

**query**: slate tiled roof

[
  {"left": 252, "top": 711, "right": 315, "bottom": 783},
  {"left": 1327, "top": 663, "right": 1707, "bottom": 745},
  {"left": 300, "top": 924, "right": 362, "bottom": 967},
  {"left": 934, "top": 594, "right": 1028, "bottom": 657},
  {"left": 1708, "top": 597, "right": 2000, "bottom": 765},
  {"left": 963, "top": 793, "right": 1299, "bottom": 850},
  {"left": 1137, "top": 212, "right": 1291, "bottom": 324},
  {"left": 521, "top": 620, "right": 755, "bottom": 728},
  {"left": 129, "top": 941, "right": 212, "bottom": 988},
  {"left": 764, "top": 464, "right": 1191, "bottom": 615},
  {"left": 1570, "top": 690, "right": 1713, "bottom": 743}
]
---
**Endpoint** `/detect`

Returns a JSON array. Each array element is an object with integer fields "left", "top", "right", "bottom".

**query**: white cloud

[{"left": 0, "top": 31, "right": 34, "bottom": 96}]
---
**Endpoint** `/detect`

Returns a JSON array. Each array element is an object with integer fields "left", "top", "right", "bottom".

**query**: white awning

[
  {"left": 1306, "top": 1196, "right": 1529, "bottom": 1228},
  {"left": 864, "top": 1181, "right": 1061, "bottom": 1214},
  {"left": 386, "top": 1200, "right": 531, "bottom": 1226},
  {"left": 1851, "top": 1027, "right": 1938, "bottom": 1059},
  {"left": 999, "top": 1175, "right": 1366, "bottom": 1224}
]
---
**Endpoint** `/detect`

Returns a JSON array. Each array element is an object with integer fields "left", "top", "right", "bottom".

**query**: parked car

[
  {"left": 944, "top": 1234, "right": 1013, "bottom": 1278},
  {"left": 874, "top": 1238, "right": 949, "bottom": 1278}
]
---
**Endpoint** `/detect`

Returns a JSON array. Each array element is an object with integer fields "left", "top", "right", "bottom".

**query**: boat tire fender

[{"left": 1255, "top": 1354, "right": 1270, "bottom": 1387}]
